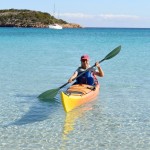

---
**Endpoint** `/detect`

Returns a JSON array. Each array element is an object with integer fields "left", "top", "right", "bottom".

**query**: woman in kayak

[{"left": 68, "top": 54, "right": 104, "bottom": 86}]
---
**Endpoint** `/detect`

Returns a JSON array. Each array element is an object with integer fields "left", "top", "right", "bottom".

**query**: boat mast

[{"left": 53, "top": 3, "right": 55, "bottom": 17}]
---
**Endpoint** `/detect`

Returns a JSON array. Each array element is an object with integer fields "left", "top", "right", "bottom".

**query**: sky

[{"left": 0, "top": 0, "right": 150, "bottom": 28}]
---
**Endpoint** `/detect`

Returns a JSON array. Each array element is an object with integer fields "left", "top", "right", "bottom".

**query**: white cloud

[
  {"left": 58, "top": 12, "right": 150, "bottom": 27},
  {"left": 59, "top": 12, "right": 140, "bottom": 20},
  {"left": 59, "top": 13, "right": 93, "bottom": 19},
  {"left": 97, "top": 14, "right": 139, "bottom": 20}
]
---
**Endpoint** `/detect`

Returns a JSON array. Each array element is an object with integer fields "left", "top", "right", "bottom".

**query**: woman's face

[{"left": 81, "top": 59, "right": 89, "bottom": 69}]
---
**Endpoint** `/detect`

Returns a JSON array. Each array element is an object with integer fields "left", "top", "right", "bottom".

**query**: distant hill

[{"left": 0, "top": 9, "right": 81, "bottom": 28}]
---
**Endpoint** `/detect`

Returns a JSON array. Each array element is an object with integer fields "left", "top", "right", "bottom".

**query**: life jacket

[{"left": 76, "top": 71, "right": 98, "bottom": 85}]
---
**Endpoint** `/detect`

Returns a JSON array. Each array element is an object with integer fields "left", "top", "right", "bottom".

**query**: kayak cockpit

[{"left": 65, "top": 91, "right": 84, "bottom": 96}]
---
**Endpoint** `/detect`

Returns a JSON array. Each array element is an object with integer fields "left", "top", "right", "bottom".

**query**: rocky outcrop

[
  {"left": 62, "top": 23, "right": 82, "bottom": 28},
  {"left": 0, "top": 9, "right": 82, "bottom": 28}
]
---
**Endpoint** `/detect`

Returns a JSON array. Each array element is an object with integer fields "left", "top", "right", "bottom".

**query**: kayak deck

[{"left": 61, "top": 84, "right": 100, "bottom": 112}]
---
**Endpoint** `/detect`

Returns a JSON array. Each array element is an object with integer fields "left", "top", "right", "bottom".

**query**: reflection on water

[
  {"left": 62, "top": 102, "right": 95, "bottom": 141},
  {"left": 13, "top": 103, "right": 56, "bottom": 126},
  {"left": 2, "top": 94, "right": 60, "bottom": 127}
]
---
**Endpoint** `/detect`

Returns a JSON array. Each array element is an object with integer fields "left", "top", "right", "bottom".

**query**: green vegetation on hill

[{"left": 0, "top": 9, "right": 68, "bottom": 27}]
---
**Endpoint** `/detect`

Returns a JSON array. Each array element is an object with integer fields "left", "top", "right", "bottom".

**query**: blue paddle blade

[{"left": 38, "top": 88, "right": 59, "bottom": 100}]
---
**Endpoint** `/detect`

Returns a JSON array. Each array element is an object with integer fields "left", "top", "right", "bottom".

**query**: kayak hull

[{"left": 61, "top": 84, "right": 100, "bottom": 112}]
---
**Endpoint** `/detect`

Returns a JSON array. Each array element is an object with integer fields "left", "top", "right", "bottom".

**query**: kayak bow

[{"left": 61, "top": 84, "right": 100, "bottom": 112}]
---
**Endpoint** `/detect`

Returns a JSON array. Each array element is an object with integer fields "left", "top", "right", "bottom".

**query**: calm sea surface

[{"left": 0, "top": 27, "right": 150, "bottom": 150}]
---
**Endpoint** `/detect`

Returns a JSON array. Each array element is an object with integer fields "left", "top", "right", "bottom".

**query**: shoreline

[{"left": 0, "top": 26, "right": 149, "bottom": 29}]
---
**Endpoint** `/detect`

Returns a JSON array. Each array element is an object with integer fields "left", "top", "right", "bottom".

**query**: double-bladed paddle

[{"left": 38, "top": 45, "right": 121, "bottom": 100}]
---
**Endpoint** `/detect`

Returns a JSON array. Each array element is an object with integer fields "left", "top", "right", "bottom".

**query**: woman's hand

[
  {"left": 68, "top": 72, "right": 78, "bottom": 83},
  {"left": 95, "top": 62, "right": 100, "bottom": 68},
  {"left": 68, "top": 78, "right": 73, "bottom": 83}
]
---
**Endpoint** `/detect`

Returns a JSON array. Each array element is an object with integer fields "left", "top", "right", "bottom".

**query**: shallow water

[{"left": 0, "top": 28, "right": 150, "bottom": 150}]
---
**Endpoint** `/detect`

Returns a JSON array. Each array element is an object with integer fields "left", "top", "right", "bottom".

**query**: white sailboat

[
  {"left": 49, "top": 3, "right": 63, "bottom": 30},
  {"left": 49, "top": 23, "right": 63, "bottom": 29}
]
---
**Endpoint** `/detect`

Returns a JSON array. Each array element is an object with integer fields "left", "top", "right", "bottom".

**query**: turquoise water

[{"left": 0, "top": 27, "right": 150, "bottom": 150}]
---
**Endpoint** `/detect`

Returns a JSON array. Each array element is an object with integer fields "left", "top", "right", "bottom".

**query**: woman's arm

[
  {"left": 95, "top": 62, "right": 104, "bottom": 77},
  {"left": 68, "top": 71, "right": 78, "bottom": 83}
]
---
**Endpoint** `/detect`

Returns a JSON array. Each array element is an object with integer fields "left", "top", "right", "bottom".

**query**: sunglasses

[{"left": 81, "top": 59, "right": 88, "bottom": 62}]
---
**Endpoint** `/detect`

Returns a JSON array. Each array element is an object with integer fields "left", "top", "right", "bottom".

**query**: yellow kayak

[{"left": 61, "top": 84, "right": 100, "bottom": 112}]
